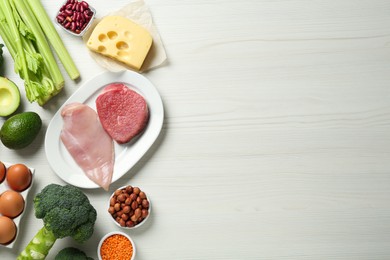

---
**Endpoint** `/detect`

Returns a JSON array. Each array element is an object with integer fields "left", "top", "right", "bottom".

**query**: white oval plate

[{"left": 45, "top": 71, "right": 164, "bottom": 189}]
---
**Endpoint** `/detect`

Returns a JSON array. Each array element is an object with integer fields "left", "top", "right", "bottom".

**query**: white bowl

[
  {"left": 97, "top": 231, "right": 136, "bottom": 260},
  {"left": 54, "top": 0, "right": 96, "bottom": 36},
  {"left": 108, "top": 185, "right": 151, "bottom": 230}
]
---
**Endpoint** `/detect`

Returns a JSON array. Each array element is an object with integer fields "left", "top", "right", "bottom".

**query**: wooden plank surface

[{"left": 1, "top": 0, "right": 390, "bottom": 259}]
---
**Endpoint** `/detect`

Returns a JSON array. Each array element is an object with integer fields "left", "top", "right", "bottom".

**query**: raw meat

[
  {"left": 96, "top": 83, "right": 149, "bottom": 144},
  {"left": 60, "top": 102, "right": 114, "bottom": 190}
]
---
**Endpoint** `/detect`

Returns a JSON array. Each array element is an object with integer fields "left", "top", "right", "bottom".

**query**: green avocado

[
  {"left": 0, "top": 77, "right": 21, "bottom": 117},
  {"left": 0, "top": 112, "right": 42, "bottom": 149}
]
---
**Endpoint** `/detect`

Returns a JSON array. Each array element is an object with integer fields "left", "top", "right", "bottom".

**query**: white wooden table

[{"left": 2, "top": 0, "right": 390, "bottom": 259}]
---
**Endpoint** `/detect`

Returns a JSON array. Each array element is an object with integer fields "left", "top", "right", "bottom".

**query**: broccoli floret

[
  {"left": 55, "top": 247, "right": 94, "bottom": 260},
  {"left": 34, "top": 184, "right": 97, "bottom": 242},
  {"left": 18, "top": 184, "right": 97, "bottom": 260}
]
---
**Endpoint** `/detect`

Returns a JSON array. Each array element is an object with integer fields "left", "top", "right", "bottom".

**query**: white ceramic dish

[
  {"left": 98, "top": 231, "right": 136, "bottom": 260},
  {"left": 45, "top": 71, "right": 164, "bottom": 189},
  {"left": 108, "top": 185, "right": 151, "bottom": 229},
  {"left": 54, "top": 0, "right": 96, "bottom": 37},
  {"left": 0, "top": 162, "right": 34, "bottom": 248}
]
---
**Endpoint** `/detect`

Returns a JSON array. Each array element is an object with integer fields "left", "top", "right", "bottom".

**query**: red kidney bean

[
  {"left": 81, "top": 23, "right": 87, "bottom": 31},
  {"left": 57, "top": 0, "right": 94, "bottom": 34},
  {"left": 64, "top": 9, "right": 72, "bottom": 16},
  {"left": 57, "top": 15, "right": 65, "bottom": 23},
  {"left": 80, "top": 13, "right": 86, "bottom": 23},
  {"left": 83, "top": 10, "right": 90, "bottom": 17},
  {"left": 81, "top": 1, "right": 89, "bottom": 9}
]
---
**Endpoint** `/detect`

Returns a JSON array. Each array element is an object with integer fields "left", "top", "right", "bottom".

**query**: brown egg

[
  {"left": 0, "top": 216, "right": 17, "bottom": 245},
  {"left": 0, "top": 161, "right": 5, "bottom": 183},
  {"left": 6, "top": 164, "right": 32, "bottom": 192},
  {"left": 0, "top": 190, "right": 25, "bottom": 218}
]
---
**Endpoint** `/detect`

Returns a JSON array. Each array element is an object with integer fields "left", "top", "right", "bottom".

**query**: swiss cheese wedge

[{"left": 87, "top": 16, "right": 153, "bottom": 71}]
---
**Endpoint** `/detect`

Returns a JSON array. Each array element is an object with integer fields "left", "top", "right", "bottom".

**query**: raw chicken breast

[{"left": 60, "top": 102, "right": 114, "bottom": 190}]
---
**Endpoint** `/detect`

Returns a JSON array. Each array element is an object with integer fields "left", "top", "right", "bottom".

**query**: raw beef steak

[{"left": 96, "top": 83, "right": 149, "bottom": 144}]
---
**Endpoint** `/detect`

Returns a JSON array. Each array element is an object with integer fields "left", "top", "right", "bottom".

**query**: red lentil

[{"left": 100, "top": 234, "right": 133, "bottom": 260}]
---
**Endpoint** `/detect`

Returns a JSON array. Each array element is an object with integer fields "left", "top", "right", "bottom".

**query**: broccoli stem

[{"left": 17, "top": 226, "right": 57, "bottom": 260}]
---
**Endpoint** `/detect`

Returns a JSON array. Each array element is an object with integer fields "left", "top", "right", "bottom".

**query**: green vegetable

[
  {"left": 0, "top": 111, "right": 41, "bottom": 149},
  {"left": 18, "top": 184, "right": 97, "bottom": 260},
  {"left": 0, "top": 0, "right": 79, "bottom": 105},
  {"left": 27, "top": 0, "right": 80, "bottom": 80},
  {"left": 55, "top": 247, "right": 93, "bottom": 260},
  {"left": 0, "top": 76, "right": 20, "bottom": 117}
]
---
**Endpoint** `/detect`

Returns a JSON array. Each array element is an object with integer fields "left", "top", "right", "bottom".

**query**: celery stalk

[
  {"left": 12, "top": 0, "right": 64, "bottom": 91},
  {"left": 0, "top": 0, "right": 30, "bottom": 84},
  {"left": 0, "top": 9, "right": 16, "bottom": 58},
  {"left": 27, "top": 0, "right": 80, "bottom": 80},
  {"left": 0, "top": 0, "right": 65, "bottom": 105}
]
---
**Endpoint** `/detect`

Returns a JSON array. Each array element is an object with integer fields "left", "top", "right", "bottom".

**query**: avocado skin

[{"left": 0, "top": 112, "right": 42, "bottom": 149}]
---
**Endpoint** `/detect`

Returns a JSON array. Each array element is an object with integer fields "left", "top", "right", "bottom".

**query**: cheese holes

[
  {"left": 98, "top": 34, "right": 107, "bottom": 42},
  {"left": 116, "top": 41, "right": 129, "bottom": 50},
  {"left": 124, "top": 31, "right": 133, "bottom": 39},
  {"left": 107, "top": 31, "right": 118, "bottom": 40},
  {"left": 98, "top": 46, "right": 106, "bottom": 53},
  {"left": 117, "top": 51, "right": 130, "bottom": 59}
]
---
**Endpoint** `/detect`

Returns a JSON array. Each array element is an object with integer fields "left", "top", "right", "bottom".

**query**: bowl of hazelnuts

[{"left": 108, "top": 185, "right": 151, "bottom": 229}]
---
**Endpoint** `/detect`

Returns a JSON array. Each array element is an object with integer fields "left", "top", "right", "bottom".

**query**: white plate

[{"left": 45, "top": 71, "right": 164, "bottom": 189}]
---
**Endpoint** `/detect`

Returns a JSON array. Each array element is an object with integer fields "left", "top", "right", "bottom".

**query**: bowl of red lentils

[
  {"left": 98, "top": 231, "right": 135, "bottom": 260},
  {"left": 108, "top": 185, "right": 151, "bottom": 229}
]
